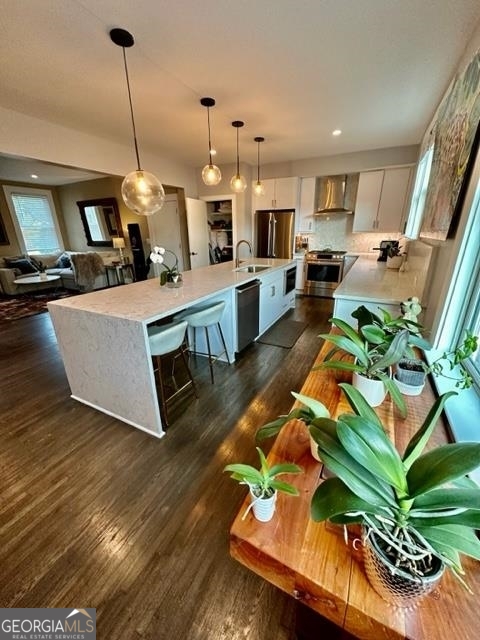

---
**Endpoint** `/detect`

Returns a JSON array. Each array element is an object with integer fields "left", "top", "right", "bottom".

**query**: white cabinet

[
  {"left": 253, "top": 177, "right": 299, "bottom": 211},
  {"left": 295, "top": 256, "right": 305, "bottom": 292},
  {"left": 297, "top": 177, "right": 315, "bottom": 232},
  {"left": 353, "top": 167, "right": 413, "bottom": 233},
  {"left": 259, "top": 267, "right": 295, "bottom": 334}
]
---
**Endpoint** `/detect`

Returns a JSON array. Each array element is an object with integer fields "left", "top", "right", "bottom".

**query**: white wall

[{"left": 0, "top": 106, "right": 197, "bottom": 196}]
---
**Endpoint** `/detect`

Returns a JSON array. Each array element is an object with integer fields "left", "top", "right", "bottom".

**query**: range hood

[{"left": 315, "top": 174, "right": 353, "bottom": 214}]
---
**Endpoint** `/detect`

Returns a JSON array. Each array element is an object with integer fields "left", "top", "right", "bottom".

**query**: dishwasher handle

[{"left": 236, "top": 279, "right": 261, "bottom": 293}]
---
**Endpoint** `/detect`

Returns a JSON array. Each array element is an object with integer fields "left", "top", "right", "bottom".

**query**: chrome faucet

[{"left": 235, "top": 239, "right": 253, "bottom": 267}]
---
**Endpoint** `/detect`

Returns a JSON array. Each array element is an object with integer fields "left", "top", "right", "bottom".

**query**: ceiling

[{"left": 0, "top": 0, "right": 479, "bottom": 176}]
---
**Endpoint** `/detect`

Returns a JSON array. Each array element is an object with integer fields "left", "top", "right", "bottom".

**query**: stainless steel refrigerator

[{"left": 254, "top": 209, "right": 295, "bottom": 259}]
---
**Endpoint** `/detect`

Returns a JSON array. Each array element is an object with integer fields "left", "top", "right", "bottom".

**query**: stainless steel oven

[{"left": 304, "top": 251, "right": 346, "bottom": 297}]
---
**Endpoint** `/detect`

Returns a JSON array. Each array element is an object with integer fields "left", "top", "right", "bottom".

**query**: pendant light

[
  {"left": 253, "top": 136, "right": 265, "bottom": 197},
  {"left": 230, "top": 121, "right": 247, "bottom": 193},
  {"left": 200, "top": 97, "right": 222, "bottom": 186},
  {"left": 110, "top": 28, "right": 165, "bottom": 216}
]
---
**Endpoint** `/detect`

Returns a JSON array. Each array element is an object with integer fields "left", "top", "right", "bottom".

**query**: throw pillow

[
  {"left": 54, "top": 252, "right": 72, "bottom": 268},
  {"left": 4, "top": 257, "right": 39, "bottom": 274}
]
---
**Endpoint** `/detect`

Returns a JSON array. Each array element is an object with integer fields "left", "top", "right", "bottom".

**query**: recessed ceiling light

[
  {"left": 31, "top": 174, "right": 39, "bottom": 179},
  {"left": 332, "top": 129, "right": 342, "bottom": 136}
]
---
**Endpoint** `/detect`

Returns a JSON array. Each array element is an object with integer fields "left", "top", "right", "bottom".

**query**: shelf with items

[{"left": 206, "top": 199, "right": 234, "bottom": 263}]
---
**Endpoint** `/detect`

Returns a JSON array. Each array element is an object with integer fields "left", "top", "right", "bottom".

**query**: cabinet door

[
  {"left": 253, "top": 179, "right": 276, "bottom": 210},
  {"left": 297, "top": 177, "right": 315, "bottom": 232},
  {"left": 376, "top": 167, "right": 412, "bottom": 232},
  {"left": 352, "top": 170, "right": 384, "bottom": 232},
  {"left": 259, "top": 272, "right": 283, "bottom": 334},
  {"left": 274, "top": 177, "right": 299, "bottom": 209},
  {"left": 295, "top": 257, "right": 305, "bottom": 291}
]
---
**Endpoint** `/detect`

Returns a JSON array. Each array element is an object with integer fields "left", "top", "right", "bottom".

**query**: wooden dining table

[{"left": 229, "top": 338, "right": 480, "bottom": 639}]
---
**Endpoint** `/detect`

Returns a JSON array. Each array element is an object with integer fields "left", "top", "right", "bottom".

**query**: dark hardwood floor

[{"left": 0, "top": 296, "right": 333, "bottom": 640}]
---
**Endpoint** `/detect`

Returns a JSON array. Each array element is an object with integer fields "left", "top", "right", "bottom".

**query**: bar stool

[
  {"left": 176, "top": 301, "right": 229, "bottom": 384},
  {"left": 147, "top": 320, "right": 198, "bottom": 427}
]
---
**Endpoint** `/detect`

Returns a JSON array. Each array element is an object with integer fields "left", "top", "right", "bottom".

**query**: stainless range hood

[{"left": 315, "top": 174, "right": 353, "bottom": 214}]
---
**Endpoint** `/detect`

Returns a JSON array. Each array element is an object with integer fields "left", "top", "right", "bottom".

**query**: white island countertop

[
  {"left": 48, "top": 257, "right": 294, "bottom": 324},
  {"left": 334, "top": 254, "right": 430, "bottom": 305}
]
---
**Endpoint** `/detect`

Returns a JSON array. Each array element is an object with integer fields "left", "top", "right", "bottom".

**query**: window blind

[{"left": 10, "top": 192, "right": 61, "bottom": 253}]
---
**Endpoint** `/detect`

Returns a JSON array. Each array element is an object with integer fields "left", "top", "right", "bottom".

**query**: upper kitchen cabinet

[
  {"left": 297, "top": 176, "right": 315, "bottom": 233},
  {"left": 353, "top": 167, "right": 413, "bottom": 233},
  {"left": 253, "top": 177, "right": 299, "bottom": 211}
]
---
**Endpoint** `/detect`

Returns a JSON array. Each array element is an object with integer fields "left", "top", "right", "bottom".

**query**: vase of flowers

[{"left": 149, "top": 246, "right": 182, "bottom": 287}]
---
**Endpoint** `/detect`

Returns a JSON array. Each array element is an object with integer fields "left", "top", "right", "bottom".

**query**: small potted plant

[
  {"left": 256, "top": 392, "right": 330, "bottom": 461},
  {"left": 317, "top": 317, "right": 409, "bottom": 415},
  {"left": 386, "top": 244, "right": 404, "bottom": 269},
  {"left": 224, "top": 447, "right": 302, "bottom": 522},
  {"left": 149, "top": 245, "right": 182, "bottom": 287},
  {"left": 395, "top": 330, "right": 478, "bottom": 395},
  {"left": 309, "top": 383, "right": 480, "bottom": 606}
]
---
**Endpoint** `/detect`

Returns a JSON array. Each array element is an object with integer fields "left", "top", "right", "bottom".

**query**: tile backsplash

[{"left": 307, "top": 214, "right": 402, "bottom": 254}]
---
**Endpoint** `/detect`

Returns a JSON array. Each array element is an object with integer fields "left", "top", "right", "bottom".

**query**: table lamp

[{"left": 113, "top": 237, "right": 126, "bottom": 263}]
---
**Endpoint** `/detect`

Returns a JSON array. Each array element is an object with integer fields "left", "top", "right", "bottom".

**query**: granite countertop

[
  {"left": 47, "top": 258, "right": 294, "bottom": 323},
  {"left": 334, "top": 254, "right": 429, "bottom": 304}
]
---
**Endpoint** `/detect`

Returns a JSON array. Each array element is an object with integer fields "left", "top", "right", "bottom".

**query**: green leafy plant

[
  {"left": 224, "top": 446, "right": 301, "bottom": 498},
  {"left": 424, "top": 330, "right": 478, "bottom": 389},
  {"left": 256, "top": 392, "right": 329, "bottom": 441},
  {"left": 317, "top": 318, "right": 410, "bottom": 416},
  {"left": 309, "top": 383, "right": 480, "bottom": 590}
]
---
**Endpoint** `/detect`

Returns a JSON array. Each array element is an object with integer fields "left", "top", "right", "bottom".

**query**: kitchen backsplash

[{"left": 307, "top": 214, "right": 402, "bottom": 254}]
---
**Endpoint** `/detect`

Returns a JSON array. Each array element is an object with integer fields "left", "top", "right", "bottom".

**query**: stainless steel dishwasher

[{"left": 236, "top": 279, "right": 260, "bottom": 352}]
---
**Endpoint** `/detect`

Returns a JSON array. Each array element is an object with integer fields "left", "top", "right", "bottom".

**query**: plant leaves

[
  {"left": 410, "top": 510, "right": 480, "bottom": 528},
  {"left": 317, "top": 332, "right": 368, "bottom": 367},
  {"left": 415, "top": 524, "right": 480, "bottom": 561},
  {"left": 270, "top": 479, "right": 300, "bottom": 495},
  {"left": 311, "top": 477, "right": 377, "bottom": 521},
  {"left": 407, "top": 443, "right": 480, "bottom": 497},
  {"left": 224, "top": 464, "right": 263, "bottom": 486},
  {"left": 360, "top": 324, "right": 386, "bottom": 345},
  {"left": 368, "top": 329, "right": 409, "bottom": 372},
  {"left": 291, "top": 391, "right": 330, "bottom": 418},
  {"left": 338, "top": 382, "right": 383, "bottom": 428},
  {"left": 412, "top": 488, "right": 480, "bottom": 511},
  {"left": 309, "top": 424, "right": 396, "bottom": 508},
  {"left": 336, "top": 415, "right": 407, "bottom": 493},
  {"left": 268, "top": 462, "right": 302, "bottom": 477},
  {"left": 402, "top": 391, "right": 457, "bottom": 469}
]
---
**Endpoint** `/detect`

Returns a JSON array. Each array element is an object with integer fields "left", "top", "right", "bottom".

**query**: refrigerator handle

[
  {"left": 271, "top": 214, "right": 277, "bottom": 257},
  {"left": 267, "top": 212, "right": 273, "bottom": 257}
]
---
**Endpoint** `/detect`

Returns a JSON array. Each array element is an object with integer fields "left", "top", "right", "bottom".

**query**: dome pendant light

[
  {"left": 253, "top": 136, "right": 265, "bottom": 197},
  {"left": 200, "top": 97, "right": 222, "bottom": 186},
  {"left": 110, "top": 28, "right": 165, "bottom": 216},
  {"left": 230, "top": 121, "right": 247, "bottom": 193}
]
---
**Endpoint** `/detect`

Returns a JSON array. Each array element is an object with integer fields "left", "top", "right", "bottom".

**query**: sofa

[{"left": 0, "top": 250, "right": 120, "bottom": 295}]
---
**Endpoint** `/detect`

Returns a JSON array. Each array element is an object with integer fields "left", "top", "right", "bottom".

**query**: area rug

[
  {"left": 0, "top": 290, "right": 77, "bottom": 321},
  {"left": 258, "top": 317, "right": 308, "bottom": 348}
]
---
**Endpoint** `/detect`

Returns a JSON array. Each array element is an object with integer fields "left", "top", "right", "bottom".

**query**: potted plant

[
  {"left": 317, "top": 318, "right": 410, "bottom": 415},
  {"left": 149, "top": 245, "right": 182, "bottom": 287},
  {"left": 309, "top": 383, "right": 480, "bottom": 606},
  {"left": 224, "top": 447, "right": 302, "bottom": 522},
  {"left": 256, "top": 392, "right": 330, "bottom": 461},
  {"left": 386, "top": 244, "right": 404, "bottom": 269}
]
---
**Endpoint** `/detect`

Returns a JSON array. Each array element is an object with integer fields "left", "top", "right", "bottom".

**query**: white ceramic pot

[
  {"left": 352, "top": 371, "right": 387, "bottom": 407},
  {"left": 249, "top": 488, "right": 277, "bottom": 522}
]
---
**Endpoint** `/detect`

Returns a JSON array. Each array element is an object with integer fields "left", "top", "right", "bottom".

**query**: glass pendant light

[
  {"left": 200, "top": 97, "right": 222, "bottom": 186},
  {"left": 110, "top": 28, "right": 165, "bottom": 216},
  {"left": 230, "top": 121, "right": 247, "bottom": 193},
  {"left": 253, "top": 136, "right": 265, "bottom": 196}
]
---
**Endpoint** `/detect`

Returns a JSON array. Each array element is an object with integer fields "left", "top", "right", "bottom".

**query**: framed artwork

[
  {"left": 421, "top": 50, "right": 480, "bottom": 241},
  {"left": 0, "top": 209, "right": 9, "bottom": 245}
]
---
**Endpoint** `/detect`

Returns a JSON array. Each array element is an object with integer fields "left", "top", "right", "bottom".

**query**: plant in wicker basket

[{"left": 309, "top": 383, "right": 480, "bottom": 606}]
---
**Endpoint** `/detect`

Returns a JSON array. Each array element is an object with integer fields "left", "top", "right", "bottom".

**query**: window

[
  {"left": 404, "top": 145, "right": 434, "bottom": 239},
  {"left": 2, "top": 185, "right": 63, "bottom": 254}
]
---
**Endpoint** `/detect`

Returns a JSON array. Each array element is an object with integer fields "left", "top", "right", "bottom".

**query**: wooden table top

[{"left": 229, "top": 338, "right": 480, "bottom": 640}]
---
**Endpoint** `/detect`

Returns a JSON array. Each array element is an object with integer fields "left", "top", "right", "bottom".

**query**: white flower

[{"left": 150, "top": 251, "right": 164, "bottom": 264}]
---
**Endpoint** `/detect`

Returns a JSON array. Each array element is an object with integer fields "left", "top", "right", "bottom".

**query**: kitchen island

[
  {"left": 48, "top": 258, "right": 295, "bottom": 438},
  {"left": 334, "top": 246, "right": 434, "bottom": 321}
]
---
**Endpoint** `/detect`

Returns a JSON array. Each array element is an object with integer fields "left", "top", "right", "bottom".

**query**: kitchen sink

[{"left": 235, "top": 264, "right": 270, "bottom": 273}]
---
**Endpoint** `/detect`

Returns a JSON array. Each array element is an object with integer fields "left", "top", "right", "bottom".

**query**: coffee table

[{"left": 14, "top": 274, "right": 61, "bottom": 290}]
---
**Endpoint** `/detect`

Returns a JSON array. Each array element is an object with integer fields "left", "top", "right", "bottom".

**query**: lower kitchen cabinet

[
  {"left": 259, "top": 269, "right": 295, "bottom": 334},
  {"left": 295, "top": 255, "right": 306, "bottom": 293}
]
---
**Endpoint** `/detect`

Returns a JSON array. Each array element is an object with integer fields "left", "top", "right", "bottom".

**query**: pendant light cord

[
  {"left": 207, "top": 107, "right": 213, "bottom": 165},
  {"left": 257, "top": 141, "right": 260, "bottom": 182},
  {"left": 236, "top": 127, "right": 240, "bottom": 175},
  {"left": 121, "top": 46, "right": 142, "bottom": 171}
]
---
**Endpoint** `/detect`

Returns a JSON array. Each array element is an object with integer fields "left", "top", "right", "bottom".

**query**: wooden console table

[{"left": 229, "top": 339, "right": 479, "bottom": 639}]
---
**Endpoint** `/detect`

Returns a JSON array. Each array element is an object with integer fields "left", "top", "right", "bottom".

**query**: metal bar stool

[
  {"left": 147, "top": 320, "right": 198, "bottom": 427},
  {"left": 175, "top": 301, "right": 229, "bottom": 384}
]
